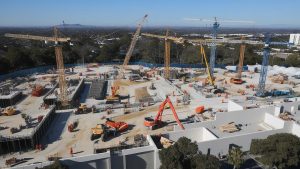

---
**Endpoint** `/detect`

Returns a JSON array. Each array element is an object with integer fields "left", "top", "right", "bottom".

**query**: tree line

[{"left": 0, "top": 31, "right": 299, "bottom": 74}]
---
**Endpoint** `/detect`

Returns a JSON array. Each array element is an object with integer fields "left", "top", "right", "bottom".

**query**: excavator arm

[{"left": 146, "top": 96, "right": 185, "bottom": 130}]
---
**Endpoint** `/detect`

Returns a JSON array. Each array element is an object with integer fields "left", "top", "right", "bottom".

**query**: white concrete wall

[
  {"left": 264, "top": 113, "right": 285, "bottom": 129},
  {"left": 202, "top": 127, "right": 218, "bottom": 141},
  {"left": 197, "top": 127, "right": 289, "bottom": 156},
  {"left": 228, "top": 100, "right": 243, "bottom": 112},
  {"left": 168, "top": 127, "right": 204, "bottom": 142},
  {"left": 291, "top": 123, "right": 300, "bottom": 137}
]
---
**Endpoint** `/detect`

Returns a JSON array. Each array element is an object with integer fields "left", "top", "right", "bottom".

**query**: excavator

[
  {"left": 91, "top": 118, "right": 128, "bottom": 141},
  {"left": 144, "top": 96, "right": 185, "bottom": 130},
  {"left": 230, "top": 37, "right": 246, "bottom": 84}
]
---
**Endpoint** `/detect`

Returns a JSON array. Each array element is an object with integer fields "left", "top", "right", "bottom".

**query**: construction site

[{"left": 1, "top": 15, "right": 300, "bottom": 169}]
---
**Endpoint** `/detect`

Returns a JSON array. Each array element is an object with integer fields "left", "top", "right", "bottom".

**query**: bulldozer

[{"left": 91, "top": 118, "right": 128, "bottom": 141}]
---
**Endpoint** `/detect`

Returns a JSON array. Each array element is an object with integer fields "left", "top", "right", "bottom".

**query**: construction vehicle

[
  {"left": 5, "top": 28, "right": 70, "bottom": 106},
  {"left": 107, "top": 15, "right": 148, "bottom": 101},
  {"left": 144, "top": 96, "right": 185, "bottom": 130},
  {"left": 31, "top": 85, "right": 44, "bottom": 97},
  {"left": 2, "top": 107, "right": 16, "bottom": 116},
  {"left": 230, "top": 37, "right": 246, "bottom": 84},
  {"left": 91, "top": 118, "right": 128, "bottom": 141},
  {"left": 68, "top": 120, "right": 79, "bottom": 132},
  {"left": 75, "top": 103, "right": 92, "bottom": 114},
  {"left": 195, "top": 106, "right": 205, "bottom": 114}
]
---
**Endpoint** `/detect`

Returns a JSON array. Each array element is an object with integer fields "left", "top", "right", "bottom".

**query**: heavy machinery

[
  {"left": 107, "top": 14, "right": 148, "bottom": 101},
  {"left": 5, "top": 28, "right": 70, "bottom": 106},
  {"left": 31, "top": 85, "right": 44, "bottom": 97},
  {"left": 144, "top": 96, "right": 185, "bottom": 130},
  {"left": 230, "top": 37, "right": 246, "bottom": 84},
  {"left": 1, "top": 107, "right": 16, "bottom": 116},
  {"left": 91, "top": 118, "right": 128, "bottom": 141},
  {"left": 75, "top": 103, "right": 92, "bottom": 114}
]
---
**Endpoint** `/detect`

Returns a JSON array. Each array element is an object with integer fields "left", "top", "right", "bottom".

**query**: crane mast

[
  {"left": 164, "top": 30, "right": 171, "bottom": 79},
  {"left": 200, "top": 45, "right": 214, "bottom": 85},
  {"left": 209, "top": 18, "right": 220, "bottom": 78},
  {"left": 122, "top": 14, "right": 148, "bottom": 68},
  {"left": 236, "top": 37, "right": 246, "bottom": 79},
  {"left": 5, "top": 28, "right": 70, "bottom": 106}
]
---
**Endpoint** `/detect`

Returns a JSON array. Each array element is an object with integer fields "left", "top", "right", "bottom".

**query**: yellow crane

[
  {"left": 200, "top": 45, "right": 214, "bottom": 85},
  {"left": 5, "top": 28, "right": 71, "bottom": 106},
  {"left": 164, "top": 30, "right": 171, "bottom": 79},
  {"left": 121, "top": 14, "right": 148, "bottom": 72},
  {"left": 142, "top": 31, "right": 184, "bottom": 79},
  {"left": 107, "top": 14, "right": 148, "bottom": 102},
  {"left": 142, "top": 32, "right": 214, "bottom": 82}
]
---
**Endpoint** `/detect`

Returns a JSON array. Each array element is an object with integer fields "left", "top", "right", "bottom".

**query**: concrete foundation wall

[
  {"left": 167, "top": 127, "right": 204, "bottom": 142},
  {"left": 126, "top": 151, "right": 154, "bottom": 169},
  {"left": 178, "top": 107, "right": 270, "bottom": 131},
  {"left": 61, "top": 152, "right": 111, "bottom": 169},
  {"left": 228, "top": 100, "right": 243, "bottom": 112},
  {"left": 292, "top": 123, "right": 300, "bottom": 137},
  {"left": 264, "top": 113, "right": 285, "bottom": 129}
]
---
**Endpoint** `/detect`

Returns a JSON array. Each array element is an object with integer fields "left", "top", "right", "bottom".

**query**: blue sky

[{"left": 0, "top": 0, "right": 299, "bottom": 28}]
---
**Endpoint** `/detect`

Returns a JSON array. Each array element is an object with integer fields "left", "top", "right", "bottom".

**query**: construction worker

[{"left": 70, "top": 147, "right": 73, "bottom": 156}]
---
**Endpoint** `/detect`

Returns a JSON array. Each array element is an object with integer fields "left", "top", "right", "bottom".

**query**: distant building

[{"left": 289, "top": 34, "right": 300, "bottom": 46}]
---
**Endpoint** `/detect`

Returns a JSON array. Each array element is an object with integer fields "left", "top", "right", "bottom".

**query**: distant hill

[{"left": 55, "top": 23, "right": 88, "bottom": 28}]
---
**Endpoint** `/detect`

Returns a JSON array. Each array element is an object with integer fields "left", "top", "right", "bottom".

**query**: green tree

[
  {"left": 285, "top": 53, "right": 300, "bottom": 67},
  {"left": 228, "top": 147, "right": 244, "bottom": 169},
  {"left": 250, "top": 133, "right": 300, "bottom": 169},
  {"left": 38, "top": 160, "right": 68, "bottom": 169},
  {"left": 159, "top": 137, "right": 220, "bottom": 169},
  {"left": 190, "top": 154, "right": 220, "bottom": 169}
]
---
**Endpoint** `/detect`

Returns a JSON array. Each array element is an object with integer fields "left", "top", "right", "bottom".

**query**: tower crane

[
  {"left": 230, "top": 37, "right": 246, "bottom": 84},
  {"left": 5, "top": 28, "right": 71, "bottom": 106},
  {"left": 184, "top": 17, "right": 254, "bottom": 78},
  {"left": 256, "top": 35, "right": 289, "bottom": 97},
  {"left": 121, "top": 14, "right": 148, "bottom": 71},
  {"left": 200, "top": 45, "right": 214, "bottom": 85},
  {"left": 164, "top": 30, "right": 171, "bottom": 79},
  {"left": 210, "top": 17, "right": 220, "bottom": 78},
  {"left": 107, "top": 14, "right": 147, "bottom": 102},
  {"left": 142, "top": 32, "right": 185, "bottom": 79}
]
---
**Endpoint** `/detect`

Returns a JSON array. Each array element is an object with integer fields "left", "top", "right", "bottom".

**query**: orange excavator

[
  {"left": 144, "top": 96, "right": 185, "bottom": 130},
  {"left": 91, "top": 118, "right": 128, "bottom": 141}
]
